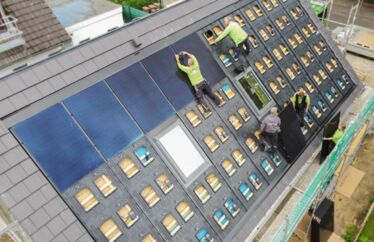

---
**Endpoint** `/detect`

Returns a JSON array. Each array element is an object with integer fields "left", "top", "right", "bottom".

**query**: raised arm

[
  {"left": 305, "top": 95, "right": 311, "bottom": 112},
  {"left": 291, "top": 94, "right": 296, "bottom": 108},
  {"left": 214, "top": 23, "right": 233, "bottom": 43},
  {"left": 175, "top": 54, "right": 188, "bottom": 72}
]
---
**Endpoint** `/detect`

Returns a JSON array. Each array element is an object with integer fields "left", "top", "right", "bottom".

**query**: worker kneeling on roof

[
  {"left": 214, "top": 16, "right": 251, "bottom": 73},
  {"left": 175, "top": 51, "right": 223, "bottom": 113}
]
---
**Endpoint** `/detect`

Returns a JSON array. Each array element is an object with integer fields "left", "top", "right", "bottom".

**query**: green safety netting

[
  {"left": 123, "top": 6, "right": 149, "bottom": 22},
  {"left": 271, "top": 95, "right": 374, "bottom": 242}
]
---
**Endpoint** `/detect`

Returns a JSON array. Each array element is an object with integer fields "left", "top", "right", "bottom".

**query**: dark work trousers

[
  {"left": 296, "top": 109, "right": 305, "bottom": 128},
  {"left": 227, "top": 39, "right": 251, "bottom": 73},
  {"left": 262, "top": 131, "right": 279, "bottom": 155},
  {"left": 328, "top": 142, "right": 336, "bottom": 154},
  {"left": 194, "top": 81, "right": 221, "bottom": 108}
]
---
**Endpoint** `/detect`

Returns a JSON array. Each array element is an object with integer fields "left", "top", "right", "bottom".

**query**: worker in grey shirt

[{"left": 256, "top": 107, "right": 281, "bottom": 155}]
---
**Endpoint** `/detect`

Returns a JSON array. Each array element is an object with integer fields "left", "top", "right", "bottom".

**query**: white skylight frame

[{"left": 155, "top": 121, "right": 210, "bottom": 186}]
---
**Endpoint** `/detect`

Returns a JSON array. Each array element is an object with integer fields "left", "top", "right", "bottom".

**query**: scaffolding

[{"left": 270, "top": 95, "right": 374, "bottom": 242}]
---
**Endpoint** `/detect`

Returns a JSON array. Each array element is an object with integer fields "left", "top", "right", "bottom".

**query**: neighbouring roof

[
  {"left": 0, "top": 0, "right": 71, "bottom": 68},
  {"left": 47, "top": 0, "right": 121, "bottom": 28}
]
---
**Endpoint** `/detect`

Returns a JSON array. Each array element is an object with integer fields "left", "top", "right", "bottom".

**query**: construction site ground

[{"left": 290, "top": 133, "right": 374, "bottom": 242}]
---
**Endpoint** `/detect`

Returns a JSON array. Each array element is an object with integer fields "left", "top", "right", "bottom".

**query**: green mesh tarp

[
  {"left": 123, "top": 6, "right": 149, "bottom": 22},
  {"left": 271, "top": 96, "right": 374, "bottom": 242}
]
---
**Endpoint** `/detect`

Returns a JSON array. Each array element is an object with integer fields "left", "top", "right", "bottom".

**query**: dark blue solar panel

[
  {"left": 141, "top": 47, "right": 194, "bottom": 110},
  {"left": 171, "top": 33, "right": 225, "bottom": 86},
  {"left": 64, "top": 82, "right": 142, "bottom": 159},
  {"left": 12, "top": 104, "right": 104, "bottom": 191},
  {"left": 106, "top": 63, "right": 175, "bottom": 133}
]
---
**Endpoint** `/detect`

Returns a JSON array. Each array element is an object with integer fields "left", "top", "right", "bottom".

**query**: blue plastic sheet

[
  {"left": 12, "top": 104, "right": 104, "bottom": 191},
  {"left": 106, "top": 63, "right": 175, "bottom": 133},
  {"left": 64, "top": 82, "right": 142, "bottom": 160},
  {"left": 172, "top": 33, "right": 225, "bottom": 86},
  {"left": 141, "top": 47, "right": 194, "bottom": 110}
]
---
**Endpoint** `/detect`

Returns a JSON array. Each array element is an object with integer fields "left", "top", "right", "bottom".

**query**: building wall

[{"left": 67, "top": 7, "right": 124, "bottom": 46}]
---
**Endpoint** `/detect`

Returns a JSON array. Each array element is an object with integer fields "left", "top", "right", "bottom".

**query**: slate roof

[
  {"left": 0, "top": 0, "right": 71, "bottom": 68},
  {"left": 0, "top": 0, "right": 364, "bottom": 241}
]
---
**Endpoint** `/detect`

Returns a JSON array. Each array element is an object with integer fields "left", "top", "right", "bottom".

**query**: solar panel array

[{"left": 12, "top": 0, "right": 356, "bottom": 241}]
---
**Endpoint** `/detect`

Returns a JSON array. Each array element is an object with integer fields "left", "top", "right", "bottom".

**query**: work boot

[{"left": 235, "top": 65, "right": 245, "bottom": 74}]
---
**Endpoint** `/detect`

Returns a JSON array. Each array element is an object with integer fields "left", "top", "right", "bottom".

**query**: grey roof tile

[
  {"left": 19, "top": 69, "right": 40, "bottom": 87},
  {"left": 68, "top": 51, "right": 85, "bottom": 66},
  {"left": 0, "top": 156, "right": 11, "bottom": 174},
  {"left": 20, "top": 218, "right": 38, "bottom": 235},
  {"left": 33, "top": 65, "right": 52, "bottom": 81},
  {"left": 60, "top": 71, "right": 78, "bottom": 85},
  {"left": 40, "top": 184, "right": 58, "bottom": 201},
  {"left": 20, "top": 158, "right": 38, "bottom": 175},
  {"left": 0, "top": 82, "right": 13, "bottom": 100},
  {"left": 63, "top": 222, "right": 84, "bottom": 242},
  {"left": 26, "top": 190, "right": 47, "bottom": 210},
  {"left": 9, "top": 93, "right": 29, "bottom": 109},
  {"left": 117, "top": 43, "right": 134, "bottom": 58},
  {"left": 71, "top": 65, "right": 89, "bottom": 80},
  {"left": 44, "top": 60, "right": 63, "bottom": 76},
  {"left": 0, "top": 141, "right": 7, "bottom": 155},
  {"left": 0, "top": 99, "right": 16, "bottom": 116},
  {"left": 56, "top": 53, "right": 76, "bottom": 70},
  {"left": 32, "top": 226, "right": 54, "bottom": 242},
  {"left": 6, "top": 164, "right": 28, "bottom": 184},
  {"left": 47, "top": 216, "right": 67, "bottom": 236},
  {"left": 89, "top": 41, "right": 106, "bottom": 56},
  {"left": 125, "top": 24, "right": 148, "bottom": 38},
  {"left": 2, "top": 146, "right": 28, "bottom": 167},
  {"left": 10, "top": 199, "right": 34, "bottom": 220},
  {"left": 59, "top": 209, "right": 76, "bottom": 226},
  {"left": 30, "top": 208, "right": 51, "bottom": 228},
  {"left": 48, "top": 75, "right": 67, "bottom": 90},
  {"left": 102, "top": 50, "right": 121, "bottom": 65},
  {"left": 5, "top": 75, "right": 26, "bottom": 93},
  {"left": 0, "top": 121, "right": 8, "bottom": 136},
  {"left": 76, "top": 233, "right": 94, "bottom": 242},
  {"left": 82, "top": 60, "right": 98, "bottom": 75},
  {"left": 36, "top": 81, "right": 55, "bottom": 96},
  {"left": 43, "top": 197, "right": 67, "bottom": 218},
  {"left": 92, "top": 56, "right": 109, "bottom": 69},
  {"left": 51, "top": 233, "right": 69, "bottom": 242},
  {"left": 1, "top": 134, "right": 17, "bottom": 152},
  {"left": 0, "top": 174, "right": 13, "bottom": 193},
  {"left": 22, "top": 86, "right": 43, "bottom": 103},
  {"left": 78, "top": 45, "right": 96, "bottom": 60},
  {"left": 106, "top": 31, "right": 131, "bottom": 48},
  {"left": 1, "top": 192, "right": 16, "bottom": 208},
  {"left": 8, "top": 182, "right": 30, "bottom": 202},
  {"left": 23, "top": 172, "right": 48, "bottom": 193}
]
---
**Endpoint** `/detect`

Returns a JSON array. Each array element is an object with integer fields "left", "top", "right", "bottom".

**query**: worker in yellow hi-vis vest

[
  {"left": 175, "top": 51, "right": 222, "bottom": 113},
  {"left": 214, "top": 16, "right": 250, "bottom": 73},
  {"left": 323, "top": 124, "right": 346, "bottom": 153}
]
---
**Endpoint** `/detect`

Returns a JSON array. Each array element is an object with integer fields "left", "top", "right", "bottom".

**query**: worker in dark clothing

[
  {"left": 291, "top": 88, "right": 311, "bottom": 128},
  {"left": 214, "top": 16, "right": 250, "bottom": 73},
  {"left": 323, "top": 124, "right": 346, "bottom": 153},
  {"left": 175, "top": 51, "right": 222, "bottom": 112},
  {"left": 256, "top": 107, "right": 281, "bottom": 155}
]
